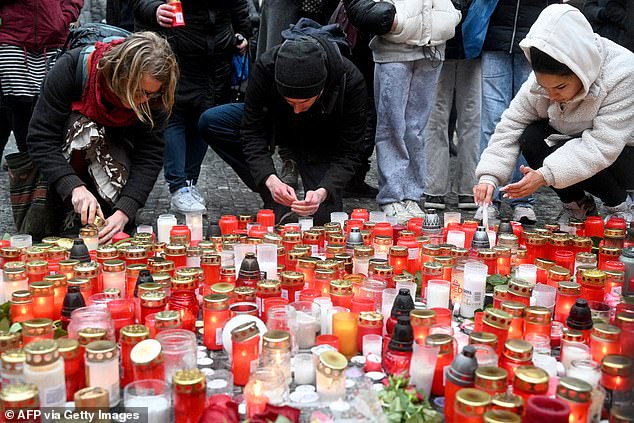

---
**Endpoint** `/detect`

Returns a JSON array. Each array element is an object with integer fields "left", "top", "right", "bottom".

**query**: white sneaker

[
  {"left": 381, "top": 202, "right": 414, "bottom": 224},
  {"left": 403, "top": 200, "right": 425, "bottom": 218},
  {"left": 512, "top": 205, "right": 537, "bottom": 224},
  {"left": 171, "top": 187, "right": 206, "bottom": 213},
  {"left": 187, "top": 181, "right": 206, "bottom": 206},
  {"left": 473, "top": 204, "right": 499, "bottom": 221},
  {"left": 604, "top": 201, "right": 634, "bottom": 225}
]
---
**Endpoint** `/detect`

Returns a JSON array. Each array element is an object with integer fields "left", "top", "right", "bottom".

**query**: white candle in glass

[
  {"left": 313, "top": 297, "right": 333, "bottom": 335},
  {"left": 257, "top": 244, "right": 278, "bottom": 280},
  {"left": 125, "top": 395, "right": 170, "bottom": 423},
  {"left": 102, "top": 270, "right": 126, "bottom": 293},
  {"left": 487, "top": 231, "right": 497, "bottom": 248},
  {"left": 460, "top": 262, "right": 488, "bottom": 318},
  {"left": 10, "top": 234, "right": 32, "bottom": 249},
  {"left": 395, "top": 280, "right": 417, "bottom": 303},
  {"left": 330, "top": 212, "right": 348, "bottom": 227},
  {"left": 293, "top": 353, "right": 315, "bottom": 385},
  {"left": 137, "top": 224, "right": 153, "bottom": 234},
  {"left": 443, "top": 212, "right": 461, "bottom": 228},
  {"left": 3, "top": 278, "right": 28, "bottom": 303},
  {"left": 532, "top": 283, "right": 557, "bottom": 311},
  {"left": 157, "top": 214, "right": 177, "bottom": 244},
  {"left": 446, "top": 230, "right": 465, "bottom": 248},
  {"left": 409, "top": 344, "right": 438, "bottom": 398},
  {"left": 517, "top": 264, "right": 538, "bottom": 286},
  {"left": 561, "top": 343, "right": 591, "bottom": 370},
  {"left": 362, "top": 334, "right": 382, "bottom": 357},
  {"left": 425, "top": 280, "right": 450, "bottom": 309},
  {"left": 186, "top": 212, "right": 203, "bottom": 243},
  {"left": 295, "top": 311, "right": 317, "bottom": 349}
]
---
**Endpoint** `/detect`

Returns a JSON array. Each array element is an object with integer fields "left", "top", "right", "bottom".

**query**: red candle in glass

[
  {"left": 430, "top": 307, "right": 452, "bottom": 327},
  {"left": 478, "top": 249, "right": 497, "bottom": 275},
  {"left": 29, "top": 281, "right": 55, "bottom": 320},
  {"left": 571, "top": 237, "right": 593, "bottom": 255},
  {"left": 282, "top": 232, "right": 302, "bottom": 257},
  {"left": 474, "top": 366, "right": 508, "bottom": 396},
  {"left": 131, "top": 339, "right": 165, "bottom": 381},
  {"left": 549, "top": 234, "right": 572, "bottom": 261},
  {"left": 10, "top": 290, "right": 34, "bottom": 323},
  {"left": 482, "top": 308, "right": 513, "bottom": 356},
  {"left": 74, "top": 261, "right": 100, "bottom": 295},
  {"left": 547, "top": 265, "right": 571, "bottom": 289},
  {"left": 554, "top": 281, "right": 581, "bottom": 323},
  {"left": 398, "top": 234, "right": 421, "bottom": 275},
  {"left": 357, "top": 311, "right": 383, "bottom": 351},
  {"left": 493, "top": 285, "right": 509, "bottom": 309},
  {"left": 598, "top": 246, "right": 621, "bottom": 270},
  {"left": 426, "top": 334, "right": 454, "bottom": 396},
  {"left": 256, "top": 279, "right": 281, "bottom": 314},
  {"left": 507, "top": 278, "right": 532, "bottom": 307},
  {"left": 279, "top": 270, "right": 305, "bottom": 302},
  {"left": 556, "top": 377, "right": 592, "bottom": 423},
  {"left": 201, "top": 253, "right": 221, "bottom": 287},
  {"left": 500, "top": 301, "right": 526, "bottom": 340},
  {"left": 494, "top": 247, "right": 512, "bottom": 277},
  {"left": 421, "top": 262, "right": 443, "bottom": 297},
  {"left": 454, "top": 388, "right": 492, "bottom": 423},
  {"left": 119, "top": 324, "right": 150, "bottom": 388},
  {"left": 579, "top": 269, "right": 606, "bottom": 303},
  {"left": 316, "top": 334, "right": 340, "bottom": 349},
  {"left": 525, "top": 234, "right": 548, "bottom": 264},
  {"left": 583, "top": 216, "right": 604, "bottom": 238},
  {"left": 107, "top": 299, "right": 135, "bottom": 342},
  {"left": 600, "top": 354, "right": 633, "bottom": 406},
  {"left": 57, "top": 338, "right": 85, "bottom": 401},
  {"left": 219, "top": 215, "right": 239, "bottom": 235},
  {"left": 139, "top": 291, "right": 167, "bottom": 325},
  {"left": 126, "top": 264, "right": 147, "bottom": 298},
  {"left": 231, "top": 321, "right": 261, "bottom": 386},
  {"left": 330, "top": 279, "right": 353, "bottom": 308},
  {"left": 554, "top": 250, "right": 575, "bottom": 273},
  {"left": 501, "top": 339, "right": 533, "bottom": 381},
  {"left": 523, "top": 306, "right": 552, "bottom": 339},
  {"left": 165, "top": 245, "right": 187, "bottom": 269},
  {"left": 173, "top": 368, "right": 206, "bottom": 423},
  {"left": 25, "top": 260, "right": 48, "bottom": 284},
  {"left": 590, "top": 323, "right": 621, "bottom": 363},
  {"left": 256, "top": 209, "right": 275, "bottom": 231},
  {"left": 297, "top": 258, "right": 317, "bottom": 290},
  {"left": 299, "top": 288, "right": 321, "bottom": 303},
  {"left": 45, "top": 274, "right": 68, "bottom": 319},
  {"left": 203, "top": 294, "right": 230, "bottom": 351},
  {"left": 350, "top": 296, "right": 375, "bottom": 314},
  {"left": 219, "top": 267, "right": 237, "bottom": 285},
  {"left": 120, "top": 246, "right": 149, "bottom": 268},
  {"left": 410, "top": 309, "right": 435, "bottom": 344},
  {"left": 21, "top": 318, "right": 54, "bottom": 345},
  {"left": 524, "top": 396, "right": 570, "bottom": 423},
  {"left": 261, "top": 297, "right": 288, "bottom": 323}
]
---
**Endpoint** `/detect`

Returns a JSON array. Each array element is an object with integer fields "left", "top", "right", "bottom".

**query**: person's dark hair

[{"left": 529, "top": 47, "right": 574, "bottom": 75}]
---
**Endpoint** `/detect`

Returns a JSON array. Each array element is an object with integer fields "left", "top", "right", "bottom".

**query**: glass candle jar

[
  {"left": 125, "top": 264, "right": 147, "bottom": 298},
  {"left": 426, "top": 333, "right": 455, "bottom": 396},
  {"left": 173, "top": 368, "right": 206, "bottom": 423},
  {"left": 256, "top": 279, "right": 280, "bottom": 315},
  {"left": 469, "top": 331, "right": 499, "bottom": 353},
  {"left": 455, "top": 388, "right": 492, "bottom": 423},
  {"left": 0, "top": 382, "right": 40, "bottom": 417},
  {"left": 102, "top": 259, "right": 126, "bottom": 294},
  {"left": 119, "top": 324, "right": 150, "bottom": 389},
  {"left": 203, "top": 294, "right": 230, "bottom": 351},
  {"left": 604, "top": 228, "right": 626, "bottom": 250},
  {"left": 483, "top": 309, "right": 513, "bottom": 356},
  {"left": 493, "top": 285, "right": 509, "bottom": 309},
  {"left": 130, "top": 338, "right": 165, "bottom": 383},
  {"left": 154, "top": 310, "right": 182, "bottom": 333},
  {"left": 297, "top": 257, "right": 317, "bottom": 289},
  {"left": 590, "top": 323, "right": 621, "bottom": 363},
  {"left": 561, "top": 339, "right": 591, "bottom": 370},
  {"left": 1, "top": 349, "right": 25, "bottom": 387},
  {"left": 25, "top": 260, "right": 48, "bottom": 284},
  {"left": 316, "top": 350, "right": 347, "bottom": 402},
  {"left": 388, "top": 246, "right": 408, "bottom": 276},
  {"left": 494, "top": 246, "right": 512, "bottom": 277},
  {"left": 599, "top": 246, "right": 621, "bottom": 271},
  {"left": 10, "top": 290, "right": 33, "bottom": 323},
  {"left": 501, "top": 339, "right": 533, "bottom": 380},
  {"left": 56, "top": 338, "right": 84, "bottom": 402},
  {"left": 332, "top": 311, "right": 358, "bottom": 358},
  {"left": 139, "top": 291, "right": 167, "bottom": 325},
  {"left": 554, "top": 250, "right": 575, "bottom": 274},
  {"left": 357, "top": 311, "right": 383, "bottom": 351},
  {"left": 512, "top": 365, "right": 549, "bottom": 407},
  {"left": 410, "top": 309, "right": 435, "bottom": 345},
  {"left": 29, "top": 282, "right": 54, "bottom": 320},
  {"left": 500, "top": 301, "right": 526, "bottom": 340},
  {"left": 353, "top": 246, "right": 374, "bottom": 277},
  {"left": 21, "top": 319, "right": 53, "bottom": 346},
  {"left": 523, "top": 306, "right": 552, "bottom": 339},
  {"left": 95, "top": 245, "right": 119, "bottom": 266},
  {"left": 280, "top": 271, "right": 306, "bottom": 302},
  {"left": 44, "top": 274, "right": 67, "bottom": 319},
  {"left": 23, "top": 340, "right": 66, "bottom": 407},
  {"left": 200, "top": 252, "right": 221, "bottom": 287},
  {"left": 556, "top": 376, "right": 592, "bottom": 423},
  {"left": 600, "top": 354, "right": 633, "bottom": 410},
  {"left": 507, "top": 278, "right": 532, "bottom": 307},
  {"left": 262, "top": 330, "right": 292, "bottom": 386},
  {"left": 547, "top": 265, "right": 571, "bottom": 289},
  {"left": 231, "top": 321, "right": 260, "bottom": 386},
  {"left": 422, "top": 262, "right": 443, "bottom": 301},
  {"left": 554, "top": 281, "right": 582, "bottom": 323},
  {"left": 164, "top": 245, "right": 186, "bottom": 269},
  {"left": 475, "top": 366, "right": 508, "bottom": 396},
  {"left": 329, "top": 279, "right": 353, "bottom": 308},
  {"left": 58, "top": 259, "right": 79, "bottom": 282},
  {"left": 74, "top": 261, "right": 101, "bottom": 294},
  {"left": 535, "top": 258, "right": 555, "bottom": 284},
  {"left": 85, "top": 340, "right": 119, "bottom": 407},
  {"left": 3, "top": 265, "right": 28, "bottom": 304},
  {"left": 579, "top": 269, "right": 607, "bottom": 303},
  {"left": 525, "top": 234, "right": 548, "bottom": 264}
]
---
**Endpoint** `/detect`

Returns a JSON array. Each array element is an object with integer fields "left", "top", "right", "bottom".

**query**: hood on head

[{"left": 519, "top": 4, "right": 602, "bottom": 96}]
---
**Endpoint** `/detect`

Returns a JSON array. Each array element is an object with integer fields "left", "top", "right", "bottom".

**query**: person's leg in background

[
  {"left": 6, "top": 96, "right": 35, "bottom": 153},
  {"left": 164, "top": 113, "right": 206, "bottom": 213},
  {"left": 454, "top": 58, "right": 481, "bottom": 209},
  {"left": 423, "top": 60, "right": 457, "bottom": 210},
  {"left": 0, "top": 106, "right": 12, "bottom": 168},
  {"left": 183, "top": 111, "right": 209, "bottom": 206}
]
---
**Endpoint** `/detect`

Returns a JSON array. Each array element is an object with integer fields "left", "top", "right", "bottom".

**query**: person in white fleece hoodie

[{"left": 473, "top": 4, "right": 634, "bottom": 223}]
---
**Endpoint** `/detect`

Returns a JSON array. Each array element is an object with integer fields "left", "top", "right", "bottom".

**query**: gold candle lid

[
  {"left": 508, "top": 278, "right": 533, "bottom": 298},
  {"left": 140, "top": 290, "right": 167, "bottom": 307},
  {"left": 389, "top": 246, "right": 408, "bottom": 257},
  {"left": 354, "top": 246, "right": 374, "bottom": 258},
  {"left": 615, "top": 311, "right": 634, "bottom": 326},
  {"left": 303, "top": 230, "right": 321, "bottom": 242},
  {"left": 296, "top": 257, "right": 318, "bottom": 270},
  {"left": 493, "top": 285, "right": 509, "bottom": 299},
  {"left": 316, "top": 259, "right": 339, "bottom": 271},
  {"left": 283, "top": 231, "right": 302, "bottom": 242},
  {"left": 58, "top": 259, "right": 80, "bottom": 272},
  {"left": 581, "top": 269, "right": 607, "bottom": 286},
  {"left": 572, "top": 237, "right": 592, "bottom": 248},
  {"left": 491, "top": 392, "right": 524, "bottom": 414},
  {"left": 497, "top": 233, "right": 518, "bottom": 248},
  {"left": 601, "top": 355, "right": 632, "bottom": 377},
  {"left": 119, "top": 324, "right": 150, "bottom": 344},
  {"left": 523, "top": 306, "right": 552, "bottom": 325},
  {"left": 455, "top": 388, "right": 492, "bottom": 416},
  {"left": 21, "top": 318, "right": 53, "bottom": 336},
  {"left": 120, "top": 245, "right": 149, "bottom": 258},
  {"left": 513, "top": 366, "right": 549, "bottom": 394},
  {"left": 563, "top": 329, "right": 585, "bottom": 343},
  {"left": 102, "top": 259, "right": 125, "bottom": 272},
  {"left": 11, "top": 290, "right": 32, "bottom": 304},
  {"left": 203, "top": 294, "right": 229, "bottom": 311},
  {"left": 73, "top": 261, "right": 99, "bottom": 278},
  {"left": 371, "top": 265, "right": 394, "bottom": 278},
  {"left": 591, "top": 323, "right": 621, "bottom": 342},
  {"left": 211, "top": 282, "right": 235, "bottom": 296},
  {"left": 606, "top": 270, "right": 625, "bottom": 283},
  {"left": 475, "top": 367, "right": 508, "bottom": 391},
  {"left": 154, "top": 310, "right": 181, "bottom": 330},
  {"left": 330, "top": 279, "right": 353, "bottom": 296},
  {"left": 234, "top": 286, "right": 256, "bottom": 301},
  {"left": 500, "top": 301, "right": 526, "bottom": 318},
  {"left": 231, "top": 321, "right": 259, "bottom": 343},
  {"left": 493, "top": 246, "right": 511, "bottom": 258},
  {"left": 165, "top": 244, "right": 186, "bottom": 256},
  {"left": 326, "top": 244, "right": 345, "bottom": 256},
  {"left": 3, "top": 265, "right": 26, "bottom": 281},
  {"left": 503, "top": 339, "right": 533, "bottom": 362},
  {"left": 575, "top": 252, "right": 596, "bottom": 264},
  {"left": 478, "top": 248, "right": 497, "bottom": 259},
  {"left": 171, "top": 276, "right": 197, "bottom": 292},
  {"left": 525, "top": 233, "right": 547, "bottom": 245},
  {"left": 483, "top": 410, "right": 521, "bottom": 423},
  {"left": 46, "top": 245, "right": 69, "bottom": 260},
  {"left": 25, "top": 260, "right": 48, "bottom": 273},
  {"left": 535, "top": 258, "right": 556, "bottom": 270},
  {"left": 548, "top": 266, "right": 571, "bottom": 281},
  {"left": 483, "top": 308, "right": 513, "bottom": 330},
  {"left": 425, "top": 334, "right": 454, "bottom": 355},
  {"left": 550, "top": 233, "right": 572, "bottom": 247},
  {"left": 0, "top": 383, "right": 39, "bottom": 404},
  {"left": 103, "top": 287, "right": 121, "bottom": 299},
  {"left": 56, "top": 338, "right": 79, "bottom": 360},
  {"left": 319, "top": 350, "right": 348, "bottom": 373},
  {"left": 422, "top": 261, "right": 443, "bottom": 275},
  {"left": 1, "top": 348, "right": 26, "bottom": 372},
  {"left": 24, "top": 339, "right": 59, "bottom": 366},
  {"left": 173, "top": 368, "right": 206, "bottom": 393},
  {"left": 263, "top": 232, "right": 283, "bottom": 245},
  {"left": 599, "top": 246, "right": 621, "bottom": 257},
  {"left": 604, "top": 228, "right": 626, "bottom": 239},
  {"left": 280, "top": 271, "right": 305, "bottom": 286},
  {"left": 77, "top": 327, "right": 108, "bottom": 346},
  {"left": 262, "top": 330, "right": 291, "bottom": 351},
  {"left": 287, "top": 249, "right": 308, "bottom": 261},
  {"left": 74, "top": 386, "right": 109, "bottom": 408},
  {"left": 410, "top": 309, "right": 435, "bottom": 327},
  {"left": 68, "top": 277, "right": 91, "bottom": 292},
  {"left": 29, "top": 281, "right": 53, "bottom": 296},
  {"left": 294, "top": 245, "right": 313, "bottom": 256},
  {"left": 96, "top": 245, "right": 119, "bottom": 260},
  {"left": 558, "top": 281, "right": 581, "bottom": 295},
  {"left": 609, "top": 406, "right": 634, "bottom": 423},
  {"left": 43, "top": 273, "right": 67, "bottom": 288},
  {"left": 85, "top": 340, "right": 117, "bottom": 363},
  {"left": 516, "top": 248, "right": 527, "bottom": 259},
  {"left": 0, "top": 331, "right": 21, "bottom": 352},
  {"left": 201, "top": 253, "right": 221, "bottom": 265},
  {"left": 470, "top": 331, "right": 498, "bottom": 349},
  {"left": 358, "top": 311, "right": 383, "bottom": 327},
  {"left": 0, "top": 247, "right": 20, "bottom": 258},
  {"left": 557, "top": 377, "right": 592, "bottom": 403},
  {"left": 421, "top": 244, "right": 441, "bottom": 256},
  {"left": 256, "top": 279, "right": 281, "bottom": 295}
]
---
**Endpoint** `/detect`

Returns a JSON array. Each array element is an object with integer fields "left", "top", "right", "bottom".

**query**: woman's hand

[
  {"left": 98, "top": 210, "right": 129, "bottom": 244},
  {"left": 71, "top": 186, "right": 105, "bottom": 225},
  {"left": 473, "top": 182, "right": 495, "bottom": 206},
  {"left": 156, "top": 4, "right": 175, "bottom": 28},
  {"left": 265, "top": 175, "right": 297, "bottom": 206},
  {"left": 500, "top": 165, "right": 546, "bottom": 199},
  {"left": 291, "top": 189, "right": 327, "bottom": 216}
]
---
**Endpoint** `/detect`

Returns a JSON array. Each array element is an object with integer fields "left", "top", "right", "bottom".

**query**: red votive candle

[{"left": 525, "top": 396, "right": 570, "bottom": 423}]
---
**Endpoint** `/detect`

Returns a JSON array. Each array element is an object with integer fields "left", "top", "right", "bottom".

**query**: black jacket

[
  {"left": 133, "top": 0, "right": 252, "bottom": 112},
  {"left": 583, "top": 0, "right": 623, "bottom": 41},
  {"left": 26, "top": 48, "right": 166, "bottom": 220},
  {"left": 241, "top": 40, "right": 367, "bottom": 197},
  {"left": 606, "top": 0, "right": 634, "bottom": 52},
  {"left": 107, "top": 0, "right": 134, "bottom": 31},
  {"left": 343, "top": 0, "right": 395, "bottom": 36},
  {"left": 445, "top": 0, "right": 471, "bottom": 60},
  {"left": 483, "top": 0, "right": 553, "bottom": 54}
]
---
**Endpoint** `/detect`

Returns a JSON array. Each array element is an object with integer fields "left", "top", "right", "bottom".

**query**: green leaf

[{"left": 0, "top": 318, "right": 9, "bottom": 332}]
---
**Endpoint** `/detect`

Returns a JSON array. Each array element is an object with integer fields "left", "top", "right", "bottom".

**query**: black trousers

[
  {"left": 1, "top": 96, "right": 35, "bottom": 153},
  {"left": 519, "top": 120, "right": 634, "bottom": 206},
  {"left": 198, "top": 102, "right": 343, "bottom": 225}
]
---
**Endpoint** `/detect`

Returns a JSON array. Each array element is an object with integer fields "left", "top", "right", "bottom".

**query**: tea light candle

[
  {"left": 426, "top": 280, "right": 450, "bottom": 309},
  {"left": 186, "top": 212, "right": 203, "bottom": 244},
  {"left": 156, "top": 214, "right": 177, "bottom": 244},
  {"left": 516, "top": 264, "right": 537, "bottom": 286},
  {"left": 293, "top": 353, "right": 316, "bottom": 385},
  {"left": 362, "top": 334, "right": 383, "bottom": 357}
]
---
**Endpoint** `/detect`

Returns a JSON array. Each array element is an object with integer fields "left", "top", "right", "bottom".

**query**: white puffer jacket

[
  {"left": 379, "top": 0, "right": 461, "bottom": 47},
  {"left": 476, "top": 4, "right": 634, "bottom": 190}
]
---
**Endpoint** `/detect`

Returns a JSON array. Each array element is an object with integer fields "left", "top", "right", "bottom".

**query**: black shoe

[
  {"left": 343, "top": 181, "right": 379, "bottom": 198},
  {"left": 458, "top": 195, "right": 478, "bottom": 209},
  {"left": 280, "top": 159, "right": 299, "bottom": 189},
  {"left": 424, "top": 195, "right": 446, "bottom": 209}
]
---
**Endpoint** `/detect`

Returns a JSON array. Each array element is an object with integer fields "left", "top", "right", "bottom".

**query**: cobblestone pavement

[{"left": 0, "top": 135, "right": 565, "bottom": 236}]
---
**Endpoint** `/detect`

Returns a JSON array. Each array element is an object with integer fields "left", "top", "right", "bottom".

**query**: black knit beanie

[{"left": 275, "top": 37, "right": 327, "bottom": 99}]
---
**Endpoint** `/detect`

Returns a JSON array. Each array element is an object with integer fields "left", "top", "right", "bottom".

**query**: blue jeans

[
  {"left": 479, "top": 50, "right": 535, "bottom": 207},
  {"left": 163, "top": 112, "right": 208, "bottom": 193}
]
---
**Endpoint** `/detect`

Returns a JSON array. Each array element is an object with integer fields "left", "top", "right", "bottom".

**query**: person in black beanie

[{"left": 198, "top": 35, "right": 367, "bottom": 225}]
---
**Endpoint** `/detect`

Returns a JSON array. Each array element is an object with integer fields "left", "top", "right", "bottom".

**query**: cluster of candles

[{"left": 0, "top": 207, "right": 632, "bottom": 422}]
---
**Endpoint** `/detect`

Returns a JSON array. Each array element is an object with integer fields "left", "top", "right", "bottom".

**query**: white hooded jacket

[{"left": 475, "top": 4, "right": 634, "bottom": 190}]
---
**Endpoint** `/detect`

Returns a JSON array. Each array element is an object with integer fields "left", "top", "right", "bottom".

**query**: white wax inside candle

[
  {"left": 293, "top": 356, "right": 315, "bottom": 385},
  {"left": 446, "top": 231, "right": 465, "bottom": 248},
  {"left": 362, "top": 335, "right": 382, "bottom": 357},
  {"left": 126, "top": 396, "right": 170, "bottom": 423},
  {"left": 295, "top": 312, "right": 317, "bottom": 349},
  {"left": 426, "top": 283, "right": 450, "bottom": 309},
  {"left": 461, "top": 270, "right": 487, "bottom": 318},
  {"left": 561, "top": 345, "right": 591, "bottom": 370},
  {"left": 157, "top": 215, "right": 176, "bottom": 244},
  {"left": 102, "top": 271, "right": 126, "bottom": 293}
]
